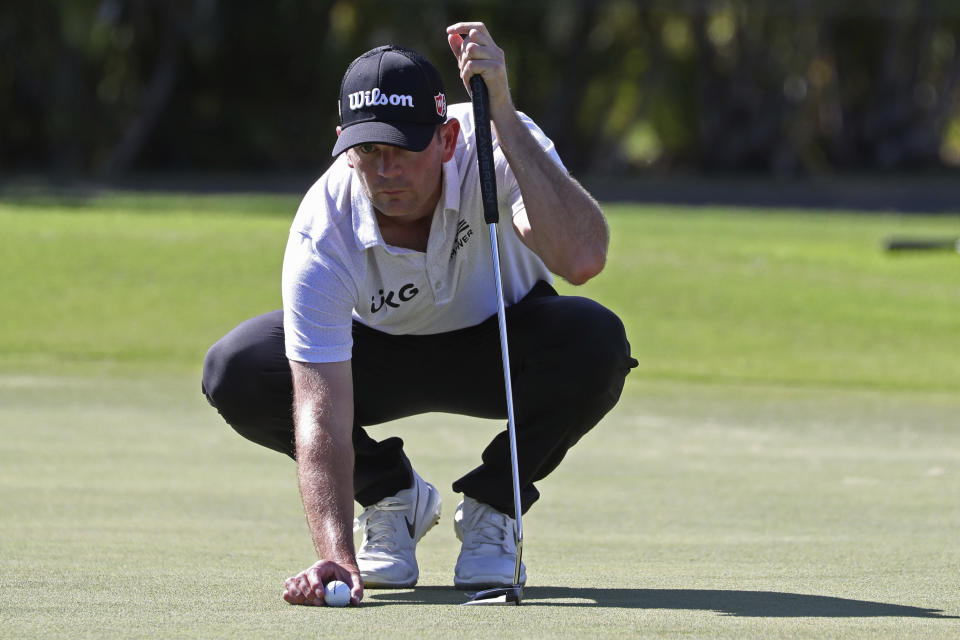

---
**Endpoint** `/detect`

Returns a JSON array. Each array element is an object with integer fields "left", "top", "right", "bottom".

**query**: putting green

[{"left": 1, "top": 373, "right": 957, "bottom": 638}]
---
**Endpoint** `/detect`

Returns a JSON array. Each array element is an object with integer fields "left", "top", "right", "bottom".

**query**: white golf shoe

[
  {"left": 453, "top": 496, "right": 527, "bottom": 589},
  {"left": 354, "top": 471, "right": 442, "bottom": 588}
]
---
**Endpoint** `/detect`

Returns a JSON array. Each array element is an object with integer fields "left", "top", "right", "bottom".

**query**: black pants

[{"left": 201, "top": 282, "right": 637, "bottom": 515}]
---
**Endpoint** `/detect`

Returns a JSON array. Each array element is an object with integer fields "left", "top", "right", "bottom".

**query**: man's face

[{"left": 342, "top": 120, "right": 459, "bottom": 223}]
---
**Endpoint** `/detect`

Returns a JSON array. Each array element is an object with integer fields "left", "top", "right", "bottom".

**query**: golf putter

[{"left": 461, "top": 66, "right": 524, "bottom": 607}]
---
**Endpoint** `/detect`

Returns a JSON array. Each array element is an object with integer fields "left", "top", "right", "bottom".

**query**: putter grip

[{"left": 470, "top": 74, "right": 499, "bottom": 225}]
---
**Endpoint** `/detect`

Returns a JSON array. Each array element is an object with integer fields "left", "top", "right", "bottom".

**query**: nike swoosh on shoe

[{"left": 405, "top": 483, "right": 420, "bottom": 538}]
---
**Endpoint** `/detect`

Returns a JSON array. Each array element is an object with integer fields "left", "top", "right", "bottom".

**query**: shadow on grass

[{"left": 365, "top": 586, "right": 958, "bottom": 618}]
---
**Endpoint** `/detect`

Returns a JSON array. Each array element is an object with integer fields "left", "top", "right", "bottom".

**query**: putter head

[{"left": 462, "top": 585, "right": 523, "bottom": 606}]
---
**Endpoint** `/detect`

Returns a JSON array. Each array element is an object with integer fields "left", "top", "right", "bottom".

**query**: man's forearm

[
  {"left": 291, "top": 360, "right": 357, "bottom": 566},
  {"left": 493, "top": 107, "right": 609, "bottom": 285},
  {"left": 296, "top": 414, "right": 356, "bottom": 563}
]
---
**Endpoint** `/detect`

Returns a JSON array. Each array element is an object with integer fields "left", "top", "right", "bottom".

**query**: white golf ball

[{"left": 323, "top": 580, "right": 351, "bottom": 607}]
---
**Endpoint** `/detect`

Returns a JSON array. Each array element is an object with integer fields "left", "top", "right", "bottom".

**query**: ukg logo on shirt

[{"left": 370, "top": 283, "right": 419, "bottom": 313}]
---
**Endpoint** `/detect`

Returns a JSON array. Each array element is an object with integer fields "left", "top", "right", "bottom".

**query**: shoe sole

[{"left": 362, "top": 576, "right": 420, "bottom": 589}]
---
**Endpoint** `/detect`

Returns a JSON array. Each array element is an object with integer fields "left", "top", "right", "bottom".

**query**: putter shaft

[{"left": 488, "top": 224, "right": 524, "bottom": 588}]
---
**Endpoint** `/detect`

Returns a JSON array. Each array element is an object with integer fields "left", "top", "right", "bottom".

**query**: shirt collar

[
  {"left": 351, "top": 178, "right": 380, "bottom": 250},
  {"left": 440, "top": 155, "right": 460, "bottom": 216}
]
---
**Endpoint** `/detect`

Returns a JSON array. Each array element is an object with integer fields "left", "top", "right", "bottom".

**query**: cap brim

[{"left": 332, "top": 121, "right": 437, "bottom": 157}]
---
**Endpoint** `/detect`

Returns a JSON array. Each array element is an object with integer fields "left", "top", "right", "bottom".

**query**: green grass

[
  {"left": 0, "top": 193, "right": 296, "bottom": 372},
  {"left": 2, "top": 195, "right": 957, "bottom": 388},
  {"left": 1, "top": 193, "right": 959, "bottom": 638},
  {"left": 573, "top": 204, "right": 960, "bottom": 391}
]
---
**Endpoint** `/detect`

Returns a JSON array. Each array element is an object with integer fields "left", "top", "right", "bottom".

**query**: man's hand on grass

[{"left": 282, "top": 559, "right": 363, "bottom": 606}]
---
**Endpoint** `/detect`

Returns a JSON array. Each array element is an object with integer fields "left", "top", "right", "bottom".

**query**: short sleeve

[{"left": 282, "top": 230, "right": 357, "bottom": 363}]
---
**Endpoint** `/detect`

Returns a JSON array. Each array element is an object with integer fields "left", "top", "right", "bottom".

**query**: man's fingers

[
  {"left": 282, "top": 573, "right": 323, "bottom": 607},
  {"left": 462, "top": 59, "right": 500, "bottom": 79},
  {"left": 282, "top": 585, "right": 323, "bottom": 607},
  {"left": 296, "top": 575, "right": 311, "bottom": 596},
  {"left": 446, "top": 23, "right": 496, "bottom": 64},
  {"left": 296, "top": 574, "right": 321, "bottom": 606},
  {"left": 283, "top": 587, "right": 321, "bottom": 606},
  {"left": 461, "top": 41, "right": 499, "bottom": 65},
  {"left": 282, "top": 588, "right": 304, "bottom": 605},
  {"left": 446, "top": 22, "right": 490, "bottom": 41},
  {"left": 283, "top": 577, "right": 307, "bottom": 605},
  {"left": 348, "top": 570, "right": 364, "bottom": 606},
  {"left": 446, "top": 24, "right": 509, "bottom": 108},
  {"left": 448, "top": 29, "right": 498, "bottom": 62},
  {"left": 306, "top": 565, "right": 325, "bottom": 590},
  {"left": 305, "top": 565, "right": 330, "bottom": 605},
  {"left": 447, "top": 33, "right": 463, "bottom": 59}
]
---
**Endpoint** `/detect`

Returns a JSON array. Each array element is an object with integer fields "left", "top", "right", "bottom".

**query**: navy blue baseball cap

[{"left": 333, "top": 45, "right": 448, "bottom": 157}]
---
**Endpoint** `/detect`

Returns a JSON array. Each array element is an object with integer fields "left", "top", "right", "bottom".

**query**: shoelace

[
  {"left": 354, "top": 497, "right": 410, "bottom": 552},
  {"left": 461, "top": 504, "right": 513, "bottom": 551}
]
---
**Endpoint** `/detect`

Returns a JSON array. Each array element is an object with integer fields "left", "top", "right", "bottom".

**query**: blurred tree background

[{"left": 3, "top": 0, "right": 960, "bottom": 181}]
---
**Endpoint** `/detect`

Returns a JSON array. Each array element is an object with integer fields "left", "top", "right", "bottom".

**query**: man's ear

[
  {"left": 440, "top": 119, "right": 460, "bottom": 163},
  {"left": 336, "top": 126, "right": 355, "bottom": 167}
]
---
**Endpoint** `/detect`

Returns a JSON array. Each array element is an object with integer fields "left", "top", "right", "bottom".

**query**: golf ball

[{"left": 323, "top": 580, "right": 351, "bottom": 607}]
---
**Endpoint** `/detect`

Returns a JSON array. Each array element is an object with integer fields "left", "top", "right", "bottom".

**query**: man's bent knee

[
  {"left": 200, "top": 311, "right": 296, "bottom": 457},
  {"left": 527, "top": 297, "right": 635, "bottom": 397}
]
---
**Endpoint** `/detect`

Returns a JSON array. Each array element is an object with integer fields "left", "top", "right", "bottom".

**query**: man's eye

[{"left": 358, "top": 143, "right": 377, "bottom": 154}]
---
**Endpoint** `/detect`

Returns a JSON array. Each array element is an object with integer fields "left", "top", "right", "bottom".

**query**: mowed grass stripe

[
  {"left": 2, "top": 196, "right": 958, "bottom": 390},
  {"left": 1, "top": 201, "right": 290, "bottom": 367},
  {"left": 558, "top": 205, "right": 960, "bottom": 391}
]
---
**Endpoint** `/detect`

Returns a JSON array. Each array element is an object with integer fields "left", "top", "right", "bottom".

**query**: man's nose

[{"left": 378, "top": 148, "right": 402, "bottom": 178}]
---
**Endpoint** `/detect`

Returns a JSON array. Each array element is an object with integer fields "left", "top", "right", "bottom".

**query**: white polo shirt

[{"left": 282, "top": 102, "right": 563, "bottom": 363}]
